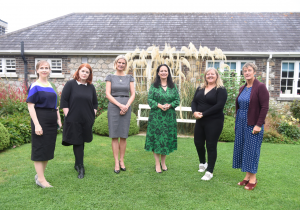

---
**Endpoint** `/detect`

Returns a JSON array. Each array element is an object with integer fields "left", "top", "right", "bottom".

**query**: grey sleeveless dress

[{"left": 105, "top": 74, "right": 134, "bottom": 138}]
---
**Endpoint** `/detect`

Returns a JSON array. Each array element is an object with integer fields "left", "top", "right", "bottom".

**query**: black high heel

[{"left": 119, "top": 161, "right": 126, "bottom": 171}]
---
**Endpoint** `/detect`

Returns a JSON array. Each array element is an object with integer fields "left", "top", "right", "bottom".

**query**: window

[
  {"left": 207, "top": 62, "right": 220, "bottom": 69},
  {"left": 280, "top": 61, "right": 300, "bottom": 97},
  {"left": 35, "top": 58, "right": 62, "bottom": 75},
  {"left": 206, "top": 60, "right": 254, "bottom": 76},
  {"left": 0, "top": 58, "right": 16, "bottom": 74}
]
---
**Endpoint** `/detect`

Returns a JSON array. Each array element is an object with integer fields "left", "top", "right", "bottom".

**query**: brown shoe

[
  {"left": 244, "top": 180, "right": 257, "bottom": 190},
  {"left": 237, "top": 180, "right": 249, "bottom": 186}
]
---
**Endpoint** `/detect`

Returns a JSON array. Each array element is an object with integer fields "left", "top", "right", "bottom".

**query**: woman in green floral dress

[{"left": 145, "top": 64, "right": 180, "bottom": 173}]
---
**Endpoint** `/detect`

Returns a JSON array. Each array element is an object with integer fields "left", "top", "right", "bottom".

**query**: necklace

[
  {"left": 115, "top": 74, "right": 125, "bottom": 82},
  {"left": 161, "top": 84, "right": 167, "bottom": 87}
]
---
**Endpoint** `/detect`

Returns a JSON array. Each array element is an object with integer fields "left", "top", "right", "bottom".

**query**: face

[
  {"left": 116, "top": 59, "right": 126, "bottom": 71},
  {"left": 36, "top": 63, "right": 50, "bottom": 79},
  {"left": 205, "top": 69, "right": 217, "bottom": 84},
  {"left": 78, "top": 67, "right": 90, "bottom": 81},
  {"left": 243, "top": 66, "right": 256, "bottom": 80},
  {"left": 158, "top": 66, "right": 169, "bottom": 79}
]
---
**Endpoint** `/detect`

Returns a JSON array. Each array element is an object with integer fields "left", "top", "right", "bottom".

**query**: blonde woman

[
  {"left": 105, "top": 55, "right": 135, "bottom": 174},
  {"left": 191, "top": 67, "right": 227, "bottom": 180},
  {"left": 27, "top": 60, "right": 62, "bottom": 188}
]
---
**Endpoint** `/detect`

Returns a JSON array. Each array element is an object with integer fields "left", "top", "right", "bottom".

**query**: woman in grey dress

[{"left": 105, "top": 55, "right": 135, "bottom": 174}]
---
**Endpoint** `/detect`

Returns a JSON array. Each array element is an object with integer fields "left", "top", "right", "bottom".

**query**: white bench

[{"left": 137, "top": 104, "right": 196, "bottom": 126}]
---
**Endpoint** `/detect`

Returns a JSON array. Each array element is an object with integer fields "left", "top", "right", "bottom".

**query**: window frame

[
  {"left": 206, "top": 60, "right": 255, "bottom": 76},
  {"left": 280, "top": 61, "right": 300, "bottom": 97},
  {"left": 0, "top": 58, "right": 18, "bottom": 78},
  {"left": 33, "top": 58, "right": 64, "bottom": 78}
]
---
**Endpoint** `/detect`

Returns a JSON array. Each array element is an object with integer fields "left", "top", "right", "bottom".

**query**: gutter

[
  {"left": 0, "top": 50, "right": 300, "bottom": 57},
  {"left": 266, "top": 54, "right": 272, "bottom": 90},
  {"left": 20, "top": 42, "right": 28, "bottom": 89}
]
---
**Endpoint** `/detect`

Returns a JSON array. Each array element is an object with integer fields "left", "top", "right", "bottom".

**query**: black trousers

[
  {"left": 73, "top": 144, "right": 84, "bottom": 165},
  {"left": 194, "top": 117, "right": 224, "bottom": 173}
]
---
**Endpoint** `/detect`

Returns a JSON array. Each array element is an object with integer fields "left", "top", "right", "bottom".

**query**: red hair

[{"left": 73, "top": 63, "right": 93, "bottom": 84}]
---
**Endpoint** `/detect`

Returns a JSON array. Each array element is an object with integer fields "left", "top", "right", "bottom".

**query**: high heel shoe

[
  {"left": 119, "top": 161, "right": 126, "bottom": 171},
  {"left": 161, "top": 163, "right": 168, "bottom": 171},
  {"left": 155, "top": 165, "right": 162, "bottom": 173}
]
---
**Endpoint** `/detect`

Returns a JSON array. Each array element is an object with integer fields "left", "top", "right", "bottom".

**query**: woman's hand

[
  {"left": 57, "top": 120, "right": 62, "bottom": 128},
  {"left": 119, "top": 104, "right": 128, "bottom": 113},
  {"left": 252, "top": 125, "right": 261, "bottom": 134},
  {"left": 194, "top": 112, "right": 203, "bottom": 119},
  {"left": 35, "top": 124, "right": 43, "bottom": 136}
]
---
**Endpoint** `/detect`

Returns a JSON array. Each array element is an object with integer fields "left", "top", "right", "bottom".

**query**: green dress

[{"left": 144, "top": 84, "right": 180, "bottom": 155}]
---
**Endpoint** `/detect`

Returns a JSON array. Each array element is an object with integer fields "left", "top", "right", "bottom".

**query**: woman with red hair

[{"left": 60, "top": 63, "right": 98, "bottom": 179}]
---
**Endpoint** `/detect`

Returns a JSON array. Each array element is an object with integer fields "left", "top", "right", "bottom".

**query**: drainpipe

[
  {"left": 21, "top": 41, "right": 28, "bottom": 89},
  {"left": 266, "top": 54, "right": 272, "bottom": 90}
]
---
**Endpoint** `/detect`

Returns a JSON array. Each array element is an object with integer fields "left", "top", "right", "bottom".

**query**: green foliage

[
  {"left": 277, "top": 121, "right": 300, "bottom": 140},
  {"left": 93, "top": 111, "right": 109, "bottom": 136},
  {"left": 93, "top": 111, "right": 139, "bottom": 136},
  {"left": 0, "top": 113, "right": 31, "bottom": 147},
  {"left": 290, "top": 99, "right": 300, "bottom": 120},
  {"left": 219, "top": 115, "right": 235, "bottom": 142},
  {"left": 220, "top": 70, "right": 244, "bottom": 116},
  {"left": 263, "top": 129, "right": 299, "bottom": 145},
  {"left": 0, "top": 123, "right": 10, "bottom": 150},
  {"left": 94, "top": 81, "right": 109, "bottom": 117}
]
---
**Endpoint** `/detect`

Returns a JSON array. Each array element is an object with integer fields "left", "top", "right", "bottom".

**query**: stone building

[{"left": 0, "top": 13, "right": 299, "bottom": 104}]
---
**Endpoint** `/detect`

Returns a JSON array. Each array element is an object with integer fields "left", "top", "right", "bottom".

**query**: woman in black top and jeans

[{"left": 191, "top": 67, "right": 227, "bottom": 181}]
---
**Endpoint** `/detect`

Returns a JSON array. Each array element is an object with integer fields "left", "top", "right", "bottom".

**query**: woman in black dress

[
  {"left": 27, "top": 60, "right": 62, "bottom": 188},
  {"left": 60, "top": 63, "right": 98, "bottom": 179},
  {"left": 191, "top": 67, "right": 227, "bottom": 181}
]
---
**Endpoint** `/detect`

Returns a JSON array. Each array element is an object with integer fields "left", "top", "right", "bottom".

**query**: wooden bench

[{"left": 137, "top": 104, "right": 196, "bottom": 126}]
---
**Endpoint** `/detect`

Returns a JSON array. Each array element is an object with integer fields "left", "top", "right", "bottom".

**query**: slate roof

[{"left": 0, "top": 13, "right": 300, "bottom": 52}]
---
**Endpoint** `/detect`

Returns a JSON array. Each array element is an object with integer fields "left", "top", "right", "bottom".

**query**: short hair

[
  {"left": 35, "top": 60, "right": 50, "bottom": 78},
  {"left": 113, "top": 55, "right": 128, "bottom": 71},
  {"left": 73, "top": 63, "right": 93, "bottom": 85},
  {"left": 201, "top": 67, "right": 224, "bottom": 89},
  {"left": 242, "top": 62, "right": 257, "bottom": 72}
]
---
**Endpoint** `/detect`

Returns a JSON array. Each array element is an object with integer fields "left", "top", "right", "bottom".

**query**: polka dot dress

[{"left": 232, "top": 87, "right": 264, "bottom": 174}]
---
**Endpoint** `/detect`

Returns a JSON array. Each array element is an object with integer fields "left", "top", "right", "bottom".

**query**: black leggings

[
  {"left": 194, "top": 118, "right": 224, "bottom": 173},
  {"left": 73, "top": 144, "right": 84, "bottom": 165}
]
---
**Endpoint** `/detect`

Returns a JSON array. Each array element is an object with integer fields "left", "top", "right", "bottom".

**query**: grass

[{"left": 0, "top": 134, "right": 299, "bottom": 210}]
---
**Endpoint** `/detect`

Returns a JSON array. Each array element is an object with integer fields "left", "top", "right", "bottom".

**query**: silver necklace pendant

[{"left": 120, "top": 79, "right": 122, "bottom": 82}]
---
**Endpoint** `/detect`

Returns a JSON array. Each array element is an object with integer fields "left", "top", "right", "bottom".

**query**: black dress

[{"left": 60, "top": 80, "right": 98, "bottom": 146}]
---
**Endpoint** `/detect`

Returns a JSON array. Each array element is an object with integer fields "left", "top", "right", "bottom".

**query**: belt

[{"left": 112, "top": 95, "right": 129, "bottom": 97}]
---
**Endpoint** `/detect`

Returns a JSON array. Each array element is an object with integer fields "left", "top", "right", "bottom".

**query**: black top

[
  {"left": 191, "top": 87, "right": 227, "bottom": 120},
  {"left": 60, "top": 79, "right": 98, "bottom": 145}
]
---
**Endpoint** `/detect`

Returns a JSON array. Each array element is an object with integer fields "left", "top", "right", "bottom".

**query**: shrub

[
  {"left": 94, "top": 81, "right": 109, "bottom": 117},
  {"left": 0, "top": 122, "right": 10, "bottom": 150},
  {"left": 290, "top": 100, "right": 300, "bottom": 120},
  {"left": 93, "top": 111, "right": 139, "bottom": 136},
  {"left": 219, "top": 115, "right": 235, "bottom": 142},
  {"left": 263, "top": 129, "right": 299, "bottom": 145},
  {"left": 277, "top": 121, "right": 300, "bottom": 140},
  {"left": 0, "top": 113, "right": 31, "bottom": 147}
]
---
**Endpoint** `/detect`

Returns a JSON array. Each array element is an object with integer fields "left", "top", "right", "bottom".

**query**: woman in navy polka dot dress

[{"left": 232, "top": 63, "right": 269, "bottom": 190}]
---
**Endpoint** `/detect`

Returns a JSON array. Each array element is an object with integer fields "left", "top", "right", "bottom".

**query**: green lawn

[{"left": 0, "top": 134, "right": 299, "bottom": 210}]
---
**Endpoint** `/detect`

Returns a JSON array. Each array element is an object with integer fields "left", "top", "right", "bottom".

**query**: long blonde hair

[{"left": 201, "top": 67, "right": 224, "bottom": 89}]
